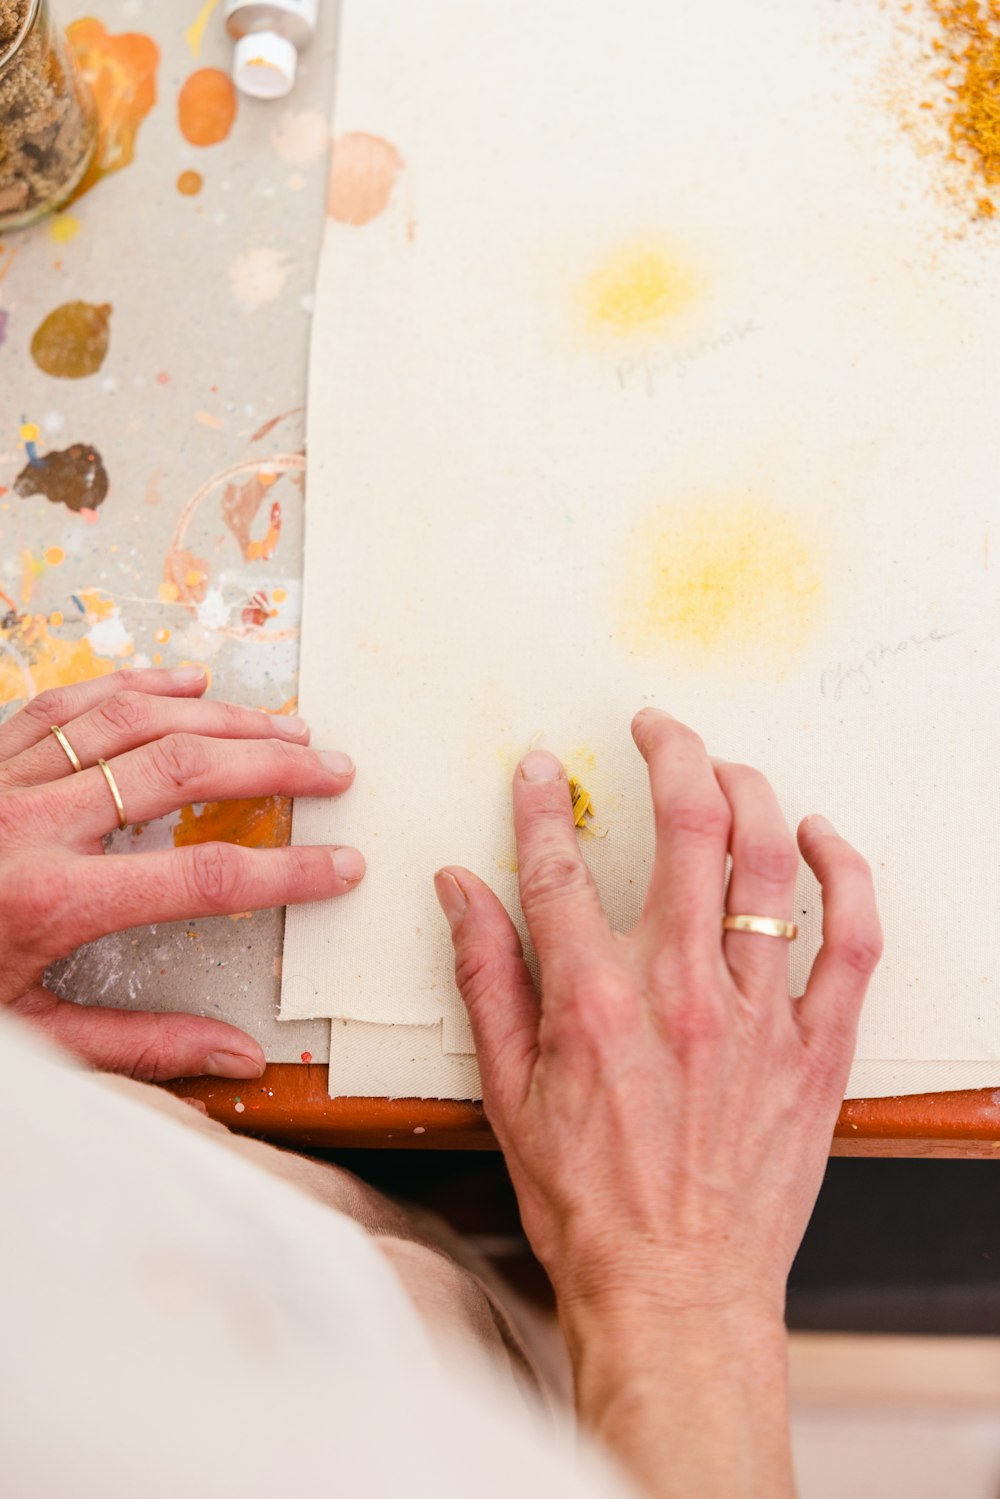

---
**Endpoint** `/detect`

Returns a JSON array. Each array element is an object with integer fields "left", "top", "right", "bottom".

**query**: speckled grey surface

[{"left": 0, "top": 0, "right": 344, "bottom": 1062}]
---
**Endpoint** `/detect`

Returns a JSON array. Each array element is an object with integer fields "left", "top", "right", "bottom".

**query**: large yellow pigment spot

[
  {"left": 616, "top": 497, "right": 823, "bottom": 671},
  {"left": 581, "top": 241, "right": 702, "bottom": 337}
]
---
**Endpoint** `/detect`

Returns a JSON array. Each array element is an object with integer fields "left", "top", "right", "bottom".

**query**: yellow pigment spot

[
  {"left": 158, "top": 581, "right": 179, "bottom": 603},
  {"left": 49, "top": 611, "right": 63, "bottom": 627},
  {"left": 272, "top": 586, "right": 287, "bottom": 604},
  {"left": 49, "top": 213, "right": 82, "bottom": 243},
  {"left": 568, "top": 777, "right": 595, "bottom": 828},
  {"left": 44, "top": 546, "right": 65, "bottom": 566},
  {"left": 20, "top": 422, "right": 40, "bottom": 443},
  {"left": 154, "top": 627, "right": 171, "bottom": 643},
  {"left": 581, "top": 240, "right": 702, "bottom": 338},
  {"left": 616, "top": 496, "right": 823, "bottom": 672}
]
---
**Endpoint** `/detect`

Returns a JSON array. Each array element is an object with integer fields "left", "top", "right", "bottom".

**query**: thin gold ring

[
  {"left": 722, "top": 914, "right": 798, "bottom": 941},
  {"left": 50, "top": 724, "right": 83, "bottom": 773},
  {"left": 97, "top": 758, "right": 128, "bottom": 831}
]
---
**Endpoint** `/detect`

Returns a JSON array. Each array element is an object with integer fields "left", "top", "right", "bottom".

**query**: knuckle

[
  {"left": 148, "top": 732, "right": 212, "bottom": 791},
  {"left": 739, "top": 837, "right": 798, "bottom": 886},
  {"left": 19, "top": 687, "right": 72, "bottom": 731},
  {"left": 98, "top": 689, "right": 154, "bottom": 738},
  {"left": 519, "top": 850, "right": 590, "bottom": 914},
  {"left": 668, "top": 996, "right": 726, "bottom": 1053},
  {"left": 186, "top": 841, "right": 249, "bottom": 913},
  {"left": 833, "top": 921, "right": 884, "bottom": 976},
  {"left": 667, "top": 793, "right": 732, "bottom": 842}
]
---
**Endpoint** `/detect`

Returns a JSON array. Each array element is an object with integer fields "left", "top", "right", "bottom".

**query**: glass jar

[{"left": 0, "top": 0, "right": 97, "bottom": 230}]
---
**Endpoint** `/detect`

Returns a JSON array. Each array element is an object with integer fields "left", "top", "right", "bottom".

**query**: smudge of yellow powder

[
  {"left": 580, "top": 240, "right": 703, "bottom": 338},
  {"left": 616, "top": 496, "right": 823, "bottom": 671}
]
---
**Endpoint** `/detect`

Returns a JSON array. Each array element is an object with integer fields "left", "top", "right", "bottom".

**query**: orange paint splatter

[
  {"left": 173, "top": 795, "right": 291, "bottom": 849},
  {"left": 222, "top": 471, "right": 283, "bottom": 562},
  {"left": 177, "top": 169, "right": 204, "bottom": 195},
  {"left": 327, "top": 132, "right": 403, "bottom": 225},
  {"left": 178, "top": 68, "right": 237, "bottom": 147},
  {"left": 162, "top": 547, "right": 210, "bottom": 606},
  {"left": 44, "top": 546, "right": 65, "bottom": 566},
  {"left": 66, "top": 21, "right": 159, "bottom": 200}
]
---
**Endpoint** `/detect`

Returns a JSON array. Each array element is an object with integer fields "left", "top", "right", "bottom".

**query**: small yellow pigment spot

[
  {"left": 158, "top": 581, "right": 180, "bottom": 603},
  {"left": 580, "top": 239, "right": 702, "bottom": 338},
  {"left": 20, "top": 422, "right": 40, "bottom": 444},
  {"left": 272, "top": 586, "right": 287, "bottom": 604},
  {"left": 44, "top": 546, "right": 65, "bottom": 566},
  {"left": 49, "top": 611, "right": 63, "bottom": 627},
  {"left": 616, "top": 495, "right": 824, "bottom": 673},
  {"left": 184, "top": 567, "right": 205, "bottom": 588},
  {"left": 154, "top": 627, "right": 171, "bottom": 643},
  {"left": 49, "top": 214, "right": 81, "bottom": 244},
  {"left": 568, "top": 777, "right": 595, "bottom": 829}
]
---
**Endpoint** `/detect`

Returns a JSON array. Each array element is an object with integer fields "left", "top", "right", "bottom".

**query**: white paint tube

[{"left": 224, "top": 0, "right": 319, "bottom": 100}]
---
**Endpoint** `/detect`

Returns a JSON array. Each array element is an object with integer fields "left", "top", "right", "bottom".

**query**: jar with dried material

[{"left": 0, "top": 0, "right": 97, "bottom": 229}]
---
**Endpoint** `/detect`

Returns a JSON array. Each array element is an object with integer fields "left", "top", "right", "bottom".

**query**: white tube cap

[{"left": 232, "top": 30, "right": 297, "bottom": 99}]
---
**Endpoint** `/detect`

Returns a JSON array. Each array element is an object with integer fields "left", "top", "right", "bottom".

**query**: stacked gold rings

[{"left": 49, "top": 724, "right": 128, "bottom": 831}]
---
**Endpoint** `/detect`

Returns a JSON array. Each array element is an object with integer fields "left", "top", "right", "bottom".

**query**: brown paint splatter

[
  {"left": 176, "top": 168, "right": 203, "bottom": 195},
  {"left": 221, "top": 471, "right": 283, "bottom": 560},
  {"left": 173, "top": 795, "right": 291, "bottom": 849},
  {"left": 66, "top": 21, "right": 159, "bottom": 200},
  {"left": 327, "top": 131, "right": 403, "bottom": 225},
  {"left": 14, "top": 443, "right": 109, "bottom": 513},
  {"left": 178, "top": 68, "right": 237, "bottom": 147},
  {"left": 30, "top": 301, "right": 111, "bottom": 379}
]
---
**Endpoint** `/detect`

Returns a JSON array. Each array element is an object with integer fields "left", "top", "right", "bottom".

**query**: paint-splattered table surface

[{"left": 0, "top": 0, "right": 337, "bottom": 1064}]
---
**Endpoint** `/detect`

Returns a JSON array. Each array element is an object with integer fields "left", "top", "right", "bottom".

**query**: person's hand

[
  {"left": 0, "top": 667, "right": 363, "bottom": 1082},
  {"left": 434, "top": 708, "right": 882, "bottom": 1499}
]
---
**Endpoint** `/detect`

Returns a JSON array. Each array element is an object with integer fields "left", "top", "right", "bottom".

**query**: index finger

[{"left": 513, "top": 749, "right": 612, "bottom": 981}]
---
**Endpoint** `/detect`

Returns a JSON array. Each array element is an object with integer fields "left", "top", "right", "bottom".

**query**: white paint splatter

[
  {"left": 87, "top": 612, "right": 134, "bottom": 658},
  {"left": 196, "top": 585, "right": 230, "bottom": 630},
  {"left": 43, "top": 410, "right": 65, "bottom": 435},
  {"left": 229, "top": 247, "right": 292, "bottom": 307}
]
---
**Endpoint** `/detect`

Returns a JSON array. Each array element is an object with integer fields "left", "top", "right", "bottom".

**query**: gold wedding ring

[
  {"left": 97, "top": 758, "right": 128, "bottom": 831},
  {"left": 50, "top": 724, "right": 83, "bottom": 773},
  {"left": 722, "top": 915, "right": 798, "bottom": 941}
]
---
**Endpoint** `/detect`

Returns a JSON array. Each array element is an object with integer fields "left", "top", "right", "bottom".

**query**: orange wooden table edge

[{"left": 163, "top": 1065, "right": 1000, "bottom": 1157}]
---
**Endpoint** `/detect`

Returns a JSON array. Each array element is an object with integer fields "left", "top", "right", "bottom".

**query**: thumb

[
  {"left": 8, "top": 986, "right": 266, "bottom": 1081},
  {"left": 434, "top": 867, "right": 538, "bottom": 1118}
]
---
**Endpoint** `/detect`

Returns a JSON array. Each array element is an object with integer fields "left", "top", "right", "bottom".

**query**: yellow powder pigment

[
  {"left": 616, "top": 496, "right": 823, "bottom": 673},
  {"left": 580, "top": 240, "right": 702, "bottom": 338},
  {"left": 568, "top": 777, "right": 594, "bottom": 828},
  {"left": 927, "top": 0, "right": 1000, "bottom": 213}
]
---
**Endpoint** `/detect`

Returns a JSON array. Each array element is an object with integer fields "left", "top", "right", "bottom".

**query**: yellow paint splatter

[
  {"left": 616, "top": 495, "right": 823, "bottom": 672},
  {"left": 581, "top": 239, "right": 703, "bottom": 338},
  {"left": 184, "top": 0, "right": 221, "bottom": 59},
  {"left": 49, "top": 611, "right": 63, "bottom": 628},
  {"left": 568, "top": 777, "right": 595, "bottom": 828},
  {"left": 271, "top": 586, "right": 287, "bottom": 604},
  {"left": 0, "top": 612, "right": 114, "bottom": 707},
  {"left": 154, "top": 627, "right": 171, "bottom": 643},
  {"left": 49, "top": 214, "right": 82, "bottom": 244},
  {"left": 44, "top": 546, "right": 65, "bottom": 566}
]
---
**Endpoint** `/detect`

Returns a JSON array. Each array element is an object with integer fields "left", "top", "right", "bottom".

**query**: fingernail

[
  {"left": 319, "top": 750, "right": 355, "bottom": 776},
  {"left": 809, "top": 814, "right": 836, "bottom": 836},
  {"left": 434, "top": 869, "right": 467, "bottom": 930},
  {"left": 520, "top": 749, "right": 562, "bottom": 783},
  {"left": 331, "top": 846, "right": 366, "bottom": 882},
  {"left": 273, "top": 714, "right": 309, "bottom": 739},
  {"left": 172, "top": 665, "right": 206, "bottom": 683},
  {"left": 202, "top": 1051, "right": 265, "bottom": 1079}
]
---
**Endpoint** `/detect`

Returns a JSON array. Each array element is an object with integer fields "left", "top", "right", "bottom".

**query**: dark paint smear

[{"left": 14, "top": 443, "right": 109, "bottom": 512}]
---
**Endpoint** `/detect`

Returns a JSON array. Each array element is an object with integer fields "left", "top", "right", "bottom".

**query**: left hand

[{"left": 0, "top": 666, "right": 364, "bottom": 1081}]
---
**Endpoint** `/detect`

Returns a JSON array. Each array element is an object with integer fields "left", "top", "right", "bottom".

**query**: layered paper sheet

[{"left": 284, "top": 0, "right": 1000, "bottom": 1099}]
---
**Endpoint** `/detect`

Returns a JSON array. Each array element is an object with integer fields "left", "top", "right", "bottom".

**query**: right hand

[{"left": 434, "top": 709, "right": 881, "bottom": 1333}]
